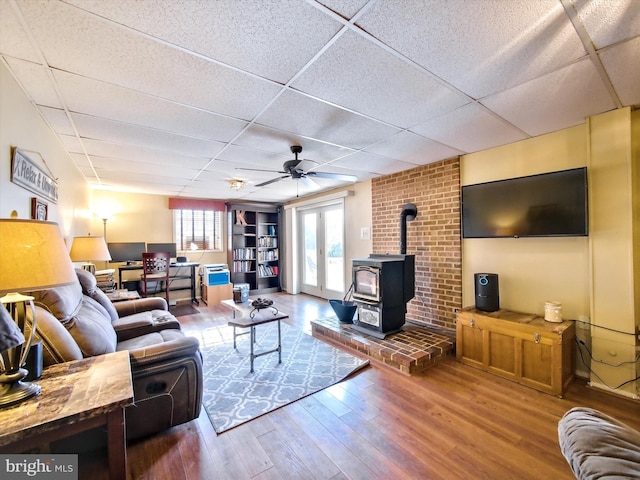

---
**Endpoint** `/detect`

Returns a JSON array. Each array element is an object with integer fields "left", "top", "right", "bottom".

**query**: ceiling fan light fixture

[{"left": 229, "top": 179, "right": 245, "bottom": 191}]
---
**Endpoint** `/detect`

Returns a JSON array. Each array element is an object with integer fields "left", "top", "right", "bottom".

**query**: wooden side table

[{"left": 0, "top": 351, "right": 134, "bottom": 479}]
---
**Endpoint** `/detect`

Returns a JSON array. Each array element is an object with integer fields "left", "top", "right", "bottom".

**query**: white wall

[{"left": 0, "top": 62, "right": 89, "bottom": 237}]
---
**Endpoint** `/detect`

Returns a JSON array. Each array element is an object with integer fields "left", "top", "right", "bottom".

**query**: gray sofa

[
  {"left": 28, "top": 268, "right": 203, "bottom": 441},
  {"left": 558, "top": 407, "right": 640, "bottom": 479}
]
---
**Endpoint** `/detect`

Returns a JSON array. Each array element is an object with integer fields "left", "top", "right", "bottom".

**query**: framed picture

[{"left": 31, "top": 197, "right": 48, "bottom": 221}]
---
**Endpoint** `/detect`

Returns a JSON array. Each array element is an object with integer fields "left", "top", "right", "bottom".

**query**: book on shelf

[{"left": 233, "top": 248, "right": 255, "bottom": 260}]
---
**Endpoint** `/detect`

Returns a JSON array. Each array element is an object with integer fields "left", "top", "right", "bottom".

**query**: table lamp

[
  {"left": 0, "top": 219, "right": 77, "bottom": 408},
  {"left": 69, "top": 235, "right": 112, "bottom": 274}
]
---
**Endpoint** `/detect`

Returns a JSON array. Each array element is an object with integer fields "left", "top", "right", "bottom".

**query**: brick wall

[{"left": 371, "top": 157, "right": 461, "bottom": 330}]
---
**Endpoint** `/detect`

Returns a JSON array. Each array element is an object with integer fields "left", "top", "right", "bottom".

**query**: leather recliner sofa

[{"left": 28, "top": 268, "right": 203, "bottom": 441}]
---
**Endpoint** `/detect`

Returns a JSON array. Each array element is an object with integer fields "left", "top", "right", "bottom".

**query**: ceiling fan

[{"left": 237, "top": 145, "right": 358, "bottom": 187}]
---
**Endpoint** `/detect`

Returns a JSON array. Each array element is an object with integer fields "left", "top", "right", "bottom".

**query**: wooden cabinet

[
  {"left": 456, "top": 307, "right": 575, "bottom": 397},
  {"left": 227, "top": 203, "right": 281, "bottom": 295}
]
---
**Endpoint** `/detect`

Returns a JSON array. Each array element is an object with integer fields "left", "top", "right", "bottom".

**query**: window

[{"left": 174, "top": 209, "right": 223, "bottom": 252}]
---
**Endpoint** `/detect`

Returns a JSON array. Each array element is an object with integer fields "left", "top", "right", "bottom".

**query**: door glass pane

[
  {"left": 303, "top": 213, "right": 317, "bottom": 286},
  {"left": 325, "top": 208, "right": 344, "bottom": 292}
]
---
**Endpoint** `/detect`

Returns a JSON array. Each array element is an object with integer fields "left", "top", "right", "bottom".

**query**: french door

[{"left": 299, "top": 203, "right": 345, "bottom": 299}]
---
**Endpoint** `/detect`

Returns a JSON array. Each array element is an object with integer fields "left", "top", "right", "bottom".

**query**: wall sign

[{"left": 10, "top": 147, "right": 59, "bottom": 204}]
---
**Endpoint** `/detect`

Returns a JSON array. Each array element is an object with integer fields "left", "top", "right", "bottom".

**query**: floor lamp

[{"left": 0, "top": 219, "right": 77, "bottom": 408}]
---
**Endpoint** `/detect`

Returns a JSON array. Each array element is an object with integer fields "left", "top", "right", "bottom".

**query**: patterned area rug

[{"left": 201, "top": 321, "right": 369, "bottom": 433}]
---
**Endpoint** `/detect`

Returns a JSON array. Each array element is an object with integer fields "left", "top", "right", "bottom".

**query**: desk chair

[{"left": 140, "top": 251, "right": 170, "bottom": 304}]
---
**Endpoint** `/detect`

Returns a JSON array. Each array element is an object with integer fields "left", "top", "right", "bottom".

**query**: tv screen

[
  {"left": 147, "top": 242, "right": 177, "bottom": 258},
  {"left": 107, "top": 242, "right": 146, "bottom": 264},
  {"left": 462, "top": 167, "right": 588, "bottom": 238}
]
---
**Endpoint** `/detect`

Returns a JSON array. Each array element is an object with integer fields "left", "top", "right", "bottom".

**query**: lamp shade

[
  {"left": 69, "top": 235, "right": 112, "bottom": 262},
  {"left": 0, "top": 219, "right": 78, "bottom": 294}
]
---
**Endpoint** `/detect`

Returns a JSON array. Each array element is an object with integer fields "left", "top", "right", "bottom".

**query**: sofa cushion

[
  {"left": 116, "top": 329, "right": 185, "bottom": 352},
  {"left": 32, "top": 281, "right": 117, "bottom": 357},
  {"left": 31, "top": 282, "right": 83, "bottom": 325},
  {"left": 76, "top": 268, "right": 119, "bottom": 322},
  {"left": 558, "top": 407, "right": 640, "bottom": 480}
]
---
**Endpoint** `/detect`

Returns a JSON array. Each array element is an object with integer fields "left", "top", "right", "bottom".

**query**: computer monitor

[
  {"left": 146, "top": 242, "right": 177, "bottom": 260},
  {"left": 107, "top": 242, "right": 146, "bottom": 264}
]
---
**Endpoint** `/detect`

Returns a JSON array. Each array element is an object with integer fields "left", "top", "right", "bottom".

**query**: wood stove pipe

[{"left": 400, "top": 203, "right": 418, "bottom": 254}]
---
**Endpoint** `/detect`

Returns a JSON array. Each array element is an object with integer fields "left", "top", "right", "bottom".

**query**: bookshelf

[{"left": 227, "top": 203, "right": 281, "bottom": 294}]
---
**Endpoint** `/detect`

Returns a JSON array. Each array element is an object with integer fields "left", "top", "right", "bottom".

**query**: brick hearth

[{"left": 311, "top": 316, "right": 456, "bottom": 375}]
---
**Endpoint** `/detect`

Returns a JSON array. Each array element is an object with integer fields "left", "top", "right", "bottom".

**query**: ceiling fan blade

[
  {"left": 236, "top": 166, "right": 286, "bottom": 174},
  {"left": 306, "top": 171, "right": 358, "bottom": 182},
  {"left": 283, "top": 159, "right": 302, "bottom": 173},
  {"left": 255, "top": 175, "right": 289, "bottom": 187}
]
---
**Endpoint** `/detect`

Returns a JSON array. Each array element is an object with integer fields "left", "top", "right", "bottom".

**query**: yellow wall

[
  {"left": 588, "top": 108, "right": 638, "bottom": 398},
  {"left": 0, "top": 62, "right": 90, "bottom": 239},
  {"left": 461, "top": 125, "right": 590, "bottom": 320},
  {"left": 283, "top": 180, "right": 373, "bottom": 294},
  {"left": 91, "top": 189, "right": 228, "bottom": 301},
  {"left": 462, "top": 109, "right": 638, "bottom": 399}
]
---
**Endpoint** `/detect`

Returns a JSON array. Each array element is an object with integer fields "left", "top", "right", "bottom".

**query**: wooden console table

[
  {"left": 0, "top": 351, "right": 134, "bottom": 479},
  {"left": 456, "top": 307, "right": 575, "bottom": 397}
]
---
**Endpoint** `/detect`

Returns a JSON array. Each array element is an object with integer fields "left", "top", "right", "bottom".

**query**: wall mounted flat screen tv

[
  {"left": 107, "top": 242, "right": 146, "bottom": 264},
  {"left": 462, "top": 167, "right": 588, "bottom": 238},
  {"left": 147, "top": 242, "right": 177, "bottom": 259}
]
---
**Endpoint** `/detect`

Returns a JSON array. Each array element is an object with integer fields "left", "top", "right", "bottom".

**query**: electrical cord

[
  {"left": 574, "top": 319, "right": 636, "bottom": 336},
  {"left": 574, "top": 337, "right": 640, "bottom": 367},
  {"left": 575, "top": 337, "right": 640, "bottom": 391}
]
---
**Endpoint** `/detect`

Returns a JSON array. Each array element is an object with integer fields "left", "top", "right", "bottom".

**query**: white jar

[{"left": 544, "top": 301, "right": 562, "bottom": 323}]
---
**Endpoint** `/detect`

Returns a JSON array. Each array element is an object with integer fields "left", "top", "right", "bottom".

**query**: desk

[
  {"left": 118, "top": 262, "right": 199, "bottom": 304},
  {"left": 223, "top": 299, "right": 289, "bottom": 373},
  {"left": 0, "top": 351, "right": 133, "bottom": 480}
]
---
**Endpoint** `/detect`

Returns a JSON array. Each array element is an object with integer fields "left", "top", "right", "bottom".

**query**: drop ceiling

[{"left": 1, "top": 0, "right": 638, "bottom": 203}]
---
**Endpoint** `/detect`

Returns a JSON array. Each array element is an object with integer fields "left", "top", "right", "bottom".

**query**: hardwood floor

[{"left": 80, "top": 292, "right": 640, "bottom": 479}]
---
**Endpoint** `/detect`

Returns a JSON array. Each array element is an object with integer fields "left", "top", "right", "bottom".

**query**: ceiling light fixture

[{"left": 229, "top": 179, "right": 244, "bottom": 191}]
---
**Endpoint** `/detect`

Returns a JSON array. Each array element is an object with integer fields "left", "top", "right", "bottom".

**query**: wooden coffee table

[{"left": 222, "top": 299, "right": 289, "bottom": 373}]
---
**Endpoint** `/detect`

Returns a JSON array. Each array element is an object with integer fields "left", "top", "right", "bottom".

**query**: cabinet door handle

[
  {"left": 534, "top": 333, "right": 541, "bottom": 344},
  {"left": 470, "top": 318, "right": 475, "bottom": 328}
]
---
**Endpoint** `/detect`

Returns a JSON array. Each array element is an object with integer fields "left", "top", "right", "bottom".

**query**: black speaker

[{"left": 474, "top": 273, "right": 499, "bottom": 312}]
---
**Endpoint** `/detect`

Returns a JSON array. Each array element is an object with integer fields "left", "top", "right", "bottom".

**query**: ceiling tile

[
  {"left": 51, "top": 70, "right": 248, "bottom": 142},
  {"left": 330, "top": 151, "right": 415, "bottom": 175},
  {"left": 71, "top": 138, "right": 211, "bottom": 170},
  {"left": 482, "top": 58, "right": 617, "bottom": 137},
  {"left": 256, "top": 90, "right": 401, "bottom": 149},
  {"left": 65, "top": 0, "right": 343, "bottom": 83},
  {"left": 599, "top": 37, "right": 640, "bottom": 107},
  {"left": 70, "top": 113, "right": 227, "bottom": 159},
  {"left": 364, "top": 131, "right": 463, "bottom": 166},
  {"left": 356, "top": 0, "right": 586, "bottom": 98},
  {"left": 292, "top": 30, "right": 469, "bottom": 128},
  {"left": 90, "top": 156, "right": 201, "bottom": 180},
  {"left": 5, "top": 58, "right": 62, "bottom": 108},
  {"left": 0, "top": 1, "right": 41, "bottom": 63},
  {"left": 410, "top": 103, "right": 527, "bottom": 153},
  {"left": 38, "top": 106, "right": 75, "bottom": 135},
  {"left": 571, "top": 0, "right": 640, "bottom": 49},
  {"left": 232, "top": 124, "right": 356, "bottom": 162},
  {"left": 316, "top": 0, "right": 372, "bottom": 19},
  {"left": 17, "top": 0, "right": 283, "bottom": 118}
]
